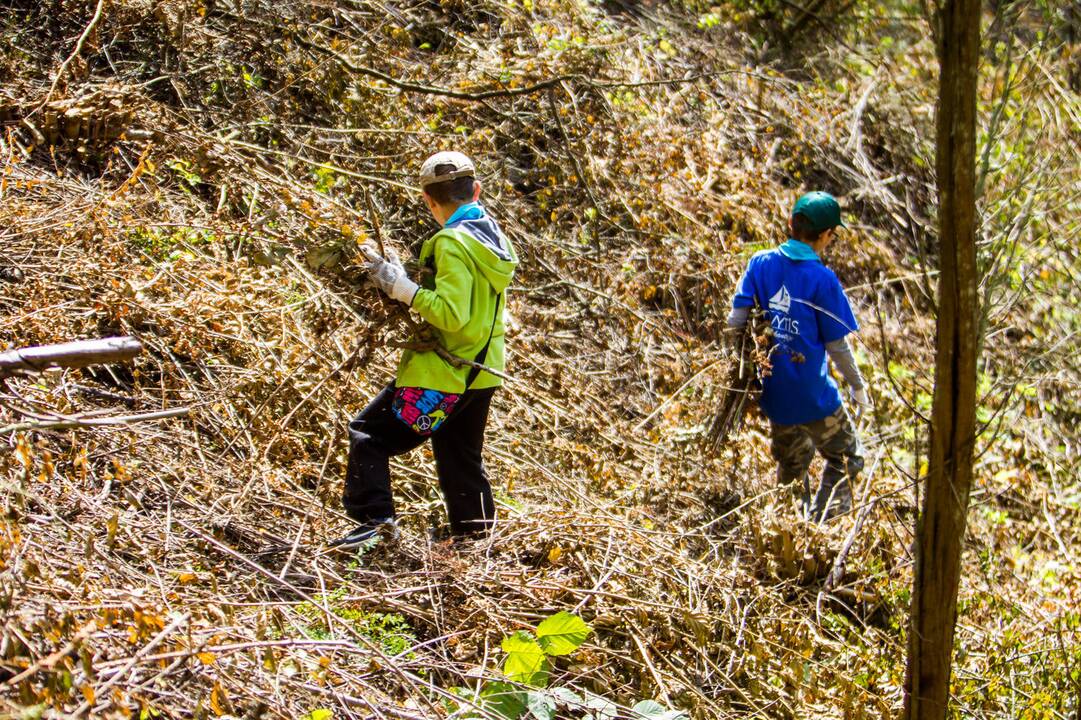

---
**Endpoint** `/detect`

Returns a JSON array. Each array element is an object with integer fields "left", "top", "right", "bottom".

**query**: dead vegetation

[{"left": 1, "top": 0, "right": 1078, "bottom": 718}]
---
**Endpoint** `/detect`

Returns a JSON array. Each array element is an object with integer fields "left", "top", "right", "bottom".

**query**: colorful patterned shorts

[{"left": 392, "top": 387, "right": 461, "bottom": 435}]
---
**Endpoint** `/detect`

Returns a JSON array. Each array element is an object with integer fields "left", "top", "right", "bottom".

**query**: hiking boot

[
  {"left": 428, "top": 525, "right": 489, "bottom": 549},
  {"left": 809, "top": 481, "right": 853, "bottom": 523},
  {"left": 328, "top": 518, "right": 399, "bottom": 549}
]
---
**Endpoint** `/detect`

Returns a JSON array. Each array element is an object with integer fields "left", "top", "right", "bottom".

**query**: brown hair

[{"left": 790, "top": 212, "right": 830, "bottom": 243}]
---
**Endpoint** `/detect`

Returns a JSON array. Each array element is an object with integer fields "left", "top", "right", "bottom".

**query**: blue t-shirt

[{"left": 732, "top": 245, "right": 858, "bottom": 425}]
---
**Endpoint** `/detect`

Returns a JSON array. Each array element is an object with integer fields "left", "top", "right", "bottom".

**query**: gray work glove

[
  {"left": 361, "top": 245, "right": 419, "bottom": 305},
  {"left": 849, "top": 386, "right": 870, "bottom": 422}
]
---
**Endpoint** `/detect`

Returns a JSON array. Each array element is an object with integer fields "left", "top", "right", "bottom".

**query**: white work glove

[
  {"left": 850, "top": 386, "right": 871, "bottom": 422},
  {"left": 361, "top": 245, "right": 418, "bottom": 305}
]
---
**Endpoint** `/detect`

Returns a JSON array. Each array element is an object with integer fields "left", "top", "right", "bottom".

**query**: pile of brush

[{"left": 706, "top": 305, "right": 770, "bottom": 448}]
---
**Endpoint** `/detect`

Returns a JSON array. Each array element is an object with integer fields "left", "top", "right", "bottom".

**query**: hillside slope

[{"left": 1, "top": 1, "right": 1078, "bottom": 718}]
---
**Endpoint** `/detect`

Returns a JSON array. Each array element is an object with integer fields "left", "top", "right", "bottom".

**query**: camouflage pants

[{"left": 769, "top": 406, "right": 864, "bottom": 521}]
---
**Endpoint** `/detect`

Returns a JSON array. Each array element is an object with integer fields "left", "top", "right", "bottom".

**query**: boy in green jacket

[{"left": 331, "top": 151, "right": 518, "bottom": 548}]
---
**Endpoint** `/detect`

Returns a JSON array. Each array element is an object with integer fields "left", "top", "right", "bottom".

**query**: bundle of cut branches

[{"left": 706, "top": 305, "right": 769, "bottom": 447}]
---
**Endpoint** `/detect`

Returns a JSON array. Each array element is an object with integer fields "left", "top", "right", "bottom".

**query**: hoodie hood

[
  {"left": 778, "top": 238, "right": 820, "bottom": 262},
  {"left": 438, "top": 213, "right": 518, "bottom": 292}
]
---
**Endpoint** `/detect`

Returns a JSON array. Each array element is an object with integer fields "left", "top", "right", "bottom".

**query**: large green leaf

[
  {"left": 502, "top": 631, "right": 550, "bottom": 687},
  {"left": 481, "top": 682, "right": 527, "bottom": 719},
  {"left": 535, "top": 612, "right": 592, "bottom": 656}
]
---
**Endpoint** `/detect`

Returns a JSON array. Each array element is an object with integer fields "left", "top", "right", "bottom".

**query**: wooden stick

[
  {"left": 363, "top": 188, "right": 387, "bottom": 258},
  {"left": 0, "top": 336, "right": 142, "bottom": 376},
  {"left": 74, "top": 612, "right": 190, "bottom": 717},
  {"left": 635, "top": 358, "right": 720, "bottom": 431},
  {"left": 630, "top": 630, "right": 673, "bottom": 706}
]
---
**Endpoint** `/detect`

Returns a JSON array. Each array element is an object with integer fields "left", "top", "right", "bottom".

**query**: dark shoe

[
  {"left": 328, "top": 518, "right": 399, "bottom": 548},
  {"left": 428, "top": 525, "right": 489, "bottom": 548},
  {"left": 810, "top": 481, "right": 853, "bottom": 523}
]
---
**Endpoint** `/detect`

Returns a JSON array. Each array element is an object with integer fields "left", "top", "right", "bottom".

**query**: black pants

[{"left": 342, "top": 383, "right": 496, "bottom": 536}]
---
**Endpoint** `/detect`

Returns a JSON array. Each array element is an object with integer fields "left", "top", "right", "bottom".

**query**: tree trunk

[{"left": 903, "top": 0, "right": 981, "bottom": 718}]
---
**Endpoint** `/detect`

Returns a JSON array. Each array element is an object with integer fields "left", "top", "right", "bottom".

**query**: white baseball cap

[{"left": 419, "top": 151, "right": 476, "bottom": 188}]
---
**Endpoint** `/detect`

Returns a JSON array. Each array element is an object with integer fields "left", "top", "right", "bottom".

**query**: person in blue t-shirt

[{"left": 727, "top": 191, "right": 870, "bottom": 522}]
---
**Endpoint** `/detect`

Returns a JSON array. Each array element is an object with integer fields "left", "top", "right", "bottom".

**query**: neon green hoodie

[{"left": 397, "top": 213, "right": 518, "bottom": 393}]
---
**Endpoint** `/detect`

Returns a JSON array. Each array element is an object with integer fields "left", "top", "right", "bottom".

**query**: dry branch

[
  {"left": 0, "top": 336, "right": 142, "bottom": 376},
  {"left": 0, "top": 406, "right": 190, "bottom": 434},
  {"left": 707, "top": 307, "right": 768, "bottom": 447}
]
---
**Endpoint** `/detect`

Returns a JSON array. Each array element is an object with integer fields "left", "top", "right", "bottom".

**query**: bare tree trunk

[{"left": 903, "top": 0, "right": 981, "bottom": 717}]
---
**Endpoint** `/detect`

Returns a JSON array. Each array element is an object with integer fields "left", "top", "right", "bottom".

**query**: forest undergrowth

[{"left": 0, "top": 0, "right": 1078, "bottom": 718}]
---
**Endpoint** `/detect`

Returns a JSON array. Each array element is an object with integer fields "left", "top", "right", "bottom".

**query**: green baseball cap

[{"left": 791, "top": 191, "right": 846, "bottom": 232}]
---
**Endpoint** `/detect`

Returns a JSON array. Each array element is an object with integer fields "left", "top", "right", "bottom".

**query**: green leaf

[
  {"left": 305, "top": 244, "right": 341, "bottom": 270},
  {"left": 583, "top": 693, "right": 617, "bottom": 720},
  {"left": 631, "top": 700, "right": 688, "bottom": 719},
  {"left": 19, "top": 706, "right": 47, "bottom": 720},
  {"left": 632, "top": 701, "right": 666, "bottom": 716},
  {"left": 502, "top": 631, "right": 549, "bottom": 687},
  {"left": 302, "top": 710, "right": 333, "bottom": 720},
  {"left": 482, "top": 681, "right": 528, "bottom": 719},
  {"left": 526, "top": 691, "right": 556, "bottom": 720},
  {"left": 535, "top": 612, "right": 592, "bottom": 656},
  {"left": 549, "top": 687, "right": 583, "bottom": 707}
]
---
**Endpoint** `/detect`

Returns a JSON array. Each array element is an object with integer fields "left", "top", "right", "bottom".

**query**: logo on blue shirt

[
  {"left": 767, "top": 285, "right": 800, "bottom": 339},
  {"left": 768, "top": 285, "right": 791, "bottom": 313}
]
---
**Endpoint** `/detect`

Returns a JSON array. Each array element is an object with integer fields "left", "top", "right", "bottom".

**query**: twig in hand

[
  {"left": 707, "top": 306, "right": 768, "bottom": 447},
  {"left": 363, "top": 188, "right": 387, "bottom": 258}
]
